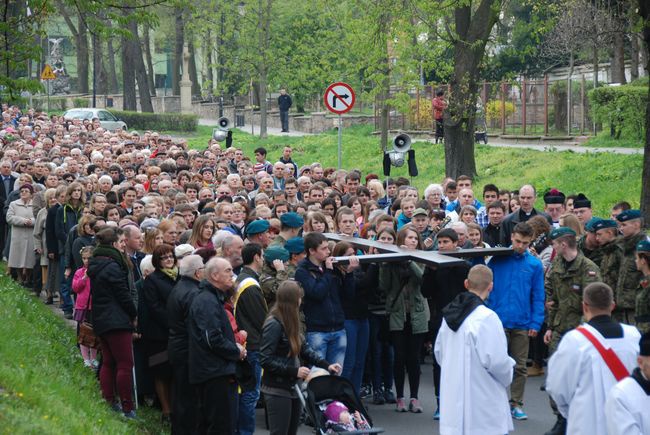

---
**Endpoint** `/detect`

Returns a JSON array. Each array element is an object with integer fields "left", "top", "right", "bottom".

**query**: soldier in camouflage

[
  {"left": 578, "top": 217, "right": 604, "bottom": 266},
  {"left": 614, "top": 210, "right": 648, "bottom": 324},
  {"left": 259, "top": 246, "right": 291, "bottom": 307},
  {"left": 593, "top": 219, "right": 623, "bottom": 292},
  {"left": 543, "top": 227, "right": 601, "bottom": 435},
  {"left": 634, "top": 240, "right": 650, "bottom": 334}
]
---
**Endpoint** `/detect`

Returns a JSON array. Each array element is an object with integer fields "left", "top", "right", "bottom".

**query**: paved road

[
  {"left": 200, "top": 118, "right": 643, "bottom": 155},
  {"left": 254, "top": 357, "right": 557, "bottom": 434}
]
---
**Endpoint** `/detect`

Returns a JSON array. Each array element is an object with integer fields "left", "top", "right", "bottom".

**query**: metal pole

[
  {"left": 500, "top": 82, "right": 506, "bottom": 135},
  {"left": 522, "top": 77, "right": 527, "bottom": 136},
  {"left": 92, "top": 33, "right": 97, "bottom": 108},
  {"left": 544, "top": 75, "right": 549, "bottom": 136},
  {"left": 338, "top": 115, "right": 342, "bottom": 169},
  {"left": 47, "top": 80, "right": 50, "bottom": 112}
]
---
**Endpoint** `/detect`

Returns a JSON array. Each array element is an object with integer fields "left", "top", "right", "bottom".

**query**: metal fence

[{"left": 373, "top": 76, "right": 596, "bottom": 136}]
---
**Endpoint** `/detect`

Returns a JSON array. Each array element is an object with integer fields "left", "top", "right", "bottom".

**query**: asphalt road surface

[{"left": 254, "top": 356, "right": 556, "bottom": 434}]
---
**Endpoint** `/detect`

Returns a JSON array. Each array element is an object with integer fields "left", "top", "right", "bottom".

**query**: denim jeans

[
  {"left": 58, "top": 259, "right": 73, "bottom": 313},
  {"left": 369, "top": 313, "right": 394, "bottom": 392},
  {"left": 306, "top": 329, "right": 347, "bottom": 366},
  {"left": 237, "top": 351, "right": 261, "bottom": 435},
  {"left": 341, "top": 319, "right": 369, "bottom": 394}
]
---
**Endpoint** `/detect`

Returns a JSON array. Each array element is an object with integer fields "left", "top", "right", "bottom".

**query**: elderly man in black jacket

[
  {"left": 167, "top": 255, "right": 204, "bottom": 435},
  {"left": 188, "top": 257, "right": 246, "bottom": 435}
]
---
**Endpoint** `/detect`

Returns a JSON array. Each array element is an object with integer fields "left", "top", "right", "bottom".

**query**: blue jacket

[
  {"left": 487, "top": 251, "right": 545, "bottom": 331},
  {"left": 294, "top": 258, "right": 353, "bottom": 333}
]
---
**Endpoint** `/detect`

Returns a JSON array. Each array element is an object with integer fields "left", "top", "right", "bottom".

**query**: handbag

[{"left": 77, "top": 294, "right": 100, "bottom": 349}]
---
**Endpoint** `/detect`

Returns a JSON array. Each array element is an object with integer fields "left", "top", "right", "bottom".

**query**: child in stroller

[{"left": 300, "top": 373, "right": 384, "bottom": 435}]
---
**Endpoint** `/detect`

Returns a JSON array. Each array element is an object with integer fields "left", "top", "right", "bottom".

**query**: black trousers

[
  {"left": 171, "top": 362, "right": 199, "bottom": 435},
  {"left": 391, "top": 320, "right": 425, "bottom": 399},
  {"left": 265, "top": 393, "right": 301, "bottom": 435},
  {"left": 280, "top": 110, "right": 289, "bottom": 131},
  {"left": 197, "top": 376, "right": 238, "bottom": 435}
]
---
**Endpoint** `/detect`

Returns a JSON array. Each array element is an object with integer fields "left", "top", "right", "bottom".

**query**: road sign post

[
  {"left": 40, "top": 64, "right": 56, "bottom": 112},
  {"left": 324, "top": 82, "right": 355, "bottom": 169}
]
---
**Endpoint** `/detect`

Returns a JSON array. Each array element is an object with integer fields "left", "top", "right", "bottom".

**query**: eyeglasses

[{"left": 160, "top": 254, "right": 174, "bottom": 260}]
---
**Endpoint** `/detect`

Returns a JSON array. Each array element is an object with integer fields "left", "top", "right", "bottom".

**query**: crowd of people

[{"left": 1, "top": 103, "right": 649, "bottom": 435}]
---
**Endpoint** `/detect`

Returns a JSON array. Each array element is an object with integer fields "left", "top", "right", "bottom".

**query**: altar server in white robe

[
  {"left": 546, "top": 282, "right": 640, "bottom": 435},
  {"left": 605, "top": 331, "right": 650, "bottom": 435},
  {"left": 435, "top": 265, "right": 515, "bottom": 435}
]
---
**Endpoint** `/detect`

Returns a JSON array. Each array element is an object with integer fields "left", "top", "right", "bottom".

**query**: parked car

[{"left": 62, "top": 108, "right": 127, "bottom": 131}]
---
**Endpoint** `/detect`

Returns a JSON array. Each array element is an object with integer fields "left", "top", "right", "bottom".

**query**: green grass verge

[
  {"left": 581, "top": 131, "right": 643, "bottom": 148},
  {"left": 0, "top": 272, "right": 168, "bottom": 434}
]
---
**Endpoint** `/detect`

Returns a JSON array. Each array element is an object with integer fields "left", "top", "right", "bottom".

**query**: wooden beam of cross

[{"left": 324, "top": 233, "right": 513, "bottom": 267}]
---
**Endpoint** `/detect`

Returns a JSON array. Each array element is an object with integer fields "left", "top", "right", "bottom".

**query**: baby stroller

[{"left": 298, "top": 375, "right": 384, "bottom": 435}]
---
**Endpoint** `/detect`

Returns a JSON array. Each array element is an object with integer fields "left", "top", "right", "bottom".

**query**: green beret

[
  {"left": 549, "top": 226, "right": 576, "bottom": 240},
  {"left": 584, "top": 217, "right": 604, "bottom": 233},
  {"left": 637, "top": 239, "right": 650, "bottom": 253},
  {"left": 264, "top": 246, "right": 290, "bottom": 263},
  {"left": 285, "top": 237, "right": 305, "bottom": 254},
  {"left": 592, "top": 219, "right": 618, "bottom": 232},
  {"left": 280, "top": 212, "right": 304, "bottom": 228},
  {"left": 246, "top": 219, "right": 270, "bottom": 236},
  {"left": 616, "top": 209, "right": 641, "bottom": 222}
]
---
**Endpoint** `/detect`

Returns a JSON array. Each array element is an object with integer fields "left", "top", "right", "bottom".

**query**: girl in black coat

[
  {"left": 141, "top": 243, "right": 178, "bottom": 423},
  {"left": 260, "top": 280, "right": 342, "bottom": 435},
  {"left": 87, "top": 226, "right": 138, "bottom": 418}
]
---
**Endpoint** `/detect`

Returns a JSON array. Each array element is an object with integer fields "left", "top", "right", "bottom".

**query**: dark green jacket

[
  {"left": 378, "top": 261, "right": 429, "bottom": 334},
  {"left": 616, "top": 233, "right": 647, "bottom": 309}
]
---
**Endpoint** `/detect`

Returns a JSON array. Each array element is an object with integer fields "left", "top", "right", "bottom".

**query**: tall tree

[
  {"left": 56, "top": 4, "right": 90, "bottom": 93},
  {"left": 637, "top": 0, "right": 650, "bottom": 224}
]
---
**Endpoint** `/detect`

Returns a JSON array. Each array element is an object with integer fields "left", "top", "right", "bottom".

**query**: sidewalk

[{"left": 199, "top": 119, "right": 312, "bottom": 137}]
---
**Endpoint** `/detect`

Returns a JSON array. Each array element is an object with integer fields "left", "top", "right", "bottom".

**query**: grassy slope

[
  {"left": 581, "top": 131, "right": 643, "bottom": 148},
  {"left": 0, "top": 273, "right": 167, "bottom": 434},
  {"left": 185, "top": 125, "right": 642, "bottom": 217}
]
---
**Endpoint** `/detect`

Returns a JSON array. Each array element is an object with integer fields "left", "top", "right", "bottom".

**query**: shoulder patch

[{"left": 587, "top": 271, "right": 597, "bottom": 277}]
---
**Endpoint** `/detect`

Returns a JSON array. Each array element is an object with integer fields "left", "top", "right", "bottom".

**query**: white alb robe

[
  {"left": 547, "top": 323, "right": 640, "bottom": 435},
  {"left": 434, "top": 304, "right": 515, "bottom": 435},
  {"left": 605, "top": 374, "right": 650, "bottom": 435}
]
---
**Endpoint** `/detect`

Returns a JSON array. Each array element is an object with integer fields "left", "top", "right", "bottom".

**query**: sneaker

[
  {"left": 383, "top": 389, "right": 397, "bottom": 404},
  {"left": 91, "top": 359, "right": 99, "bottom": 369},
  {"left": 123, "top": 410, "right": 137, "bottom": 420},
  {"left": 544, "top": 415, "right": 567, "bottom": 435},
  {"left": 408, "top": 398, "right": 423, "bottom": 413},
  {"left": 433, "top": 407, "right": 440, "bottom": 420},
  {"left": 511, "top": 406, "right": 528, "bottom": 420},
  {"left": 83, "top": 360, "right": 93, "bottom": 368},
  {"left": 395, "top": 397, "right": 407, "bottom": 412},
  {"left": 527, "top": 363, "right": 545, "bottom": 377},
  {"left": 360, "top": 384, "right": 373, "bottom": 399},
  {"left": 64, "top": 311, "right": 73, "bottom": 320},
  {"left": 372, "top": 391, "right": 385, "bottom": 405},
  {"left": 111, "top": 402, "right": 123, "bottom": 413}
]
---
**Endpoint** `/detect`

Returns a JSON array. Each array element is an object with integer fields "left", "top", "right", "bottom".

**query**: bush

[
  {"left": 32, "top": 96, "right": 68, "bottom": 111},
  {"left": 72, "top": 97, "right": 89, "bottom": 108},
  {"left": 407, "top": 99, "right": 433, "bottom": 129},
  {"left": 485, "top": 100, "right": 515, "bottom": 123},
  {"left": 110, "top": 110, "right": 198, "bottom": 132},
  {"left": 588, "top": 85, "right": 648, "bottom": 140}
]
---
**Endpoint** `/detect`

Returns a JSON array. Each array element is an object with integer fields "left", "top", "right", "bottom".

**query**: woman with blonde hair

[
  {"left": 188, "top": 215, "right": 215, "bottom": 249},
  {"left": 143, "top": 228, "right": 164, "bottom": 255},
  {"left": 559, "top": 213, "right": 583, "bottom": 237}
]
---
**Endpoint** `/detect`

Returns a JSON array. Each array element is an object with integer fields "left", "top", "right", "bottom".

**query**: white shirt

[
  {"left": 605, "top": 372, "right": 650, "bottom": 435},
  {"left": 434, "top": 304, "right": 515, "bottom": 435},
  {"left": 547, "top": 322, "right": 640, "bottom": 435}
]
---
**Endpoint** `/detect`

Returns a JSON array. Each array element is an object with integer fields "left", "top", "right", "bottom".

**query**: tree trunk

[
  {"left": 172, "top": 9, "right": 184, "bottom": 95},
  {"left": 259, "top": 70, "right": 268, "bottom": 138},
  {"left": 143, "top": 24, "right": 156, "bottom": 95},
  {"left": 121, "top": 10, "right": 136, "bottom": 111},
  {"left": 567, "top": 52, "right": 574, "bottom": 134},
  {"left": 631, "top": 33, "right": 640, "bottom": 81},
  {"left": 93, "top": 33, "right": 108, "bottom": 96},
  {"left": 592, "top": 45, "right": 599, "bottom": 88},
  {"left": 637, "top": 0, "right": 650, "bottom": 226},
  {"left": 204, "top": 30, "right": 214, "bottom": 96},
  {"left": 128, "top": 18, "right": 153, "bottom": 112},
  {"left": 188, "top": 40, "right": 201, "bottom": 96},
  {"left": 106, "top": 31, "right": 119, "bottom": 93},
  {"left": 611, "top": 32, "right": 627, "bottom": 84},
  {"left": 443, "top": 0, "right": 499, "bottom": 179},
  {"left": 76, "top": 15, "right": 89, "bottom": 94},
  {"left": 257, "top": 0, "right": 272, "bottom": 139}
]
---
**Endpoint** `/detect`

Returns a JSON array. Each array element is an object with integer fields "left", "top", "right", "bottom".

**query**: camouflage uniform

[
  {"left": 268, "top": 234, "right": 287, "bottom": 248},
  {"left": 635, "top": 275, "right": 650, "bottom": 334},
  {"left": 598, "top": 238, "right": 624, "bottom": 292},
  {"left": 259, "top": 261, "right": 297, "bottom": 307},
  {"left": 578, "top": 235, "right": 603, "bottom": 267},
  {"left": 614, "top": 233, "right": 647, "bottom": 323},
  {"left": 545, "top": 252, "right": 601, "bottom": 353}
]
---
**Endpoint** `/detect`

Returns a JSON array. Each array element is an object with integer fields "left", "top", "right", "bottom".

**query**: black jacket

[
  {"left": 45, "top": 204, "right": 60, "bottom": 259},
  {"left": 422, "top": 260, "right": 470, "bottom": 317},
  {"left": 260, "top": 316, "right": 329, "bottom": 391},
  {"left": 483, "top": 223, "right": 503, "bottom": 247},
  {"left": 341, "top": 266, "right": 371, "bottom": 320},
  {"left": 167, "top": 275, "right": 202, "bottom": 366},
  {"left": 277, "top": 94, "right": 292, "bottom": 111},
  {"left": 142, "top": 269, "right": 178, "bottom": 341},
  {"left": 234, "top": 267, "right": 268, "bottom": 352},
  {"left": 188, "top": 280, "right": 240, "bottom": 384},
  {"left": 87, "top": 254, "right": 137, "bottom": 336}
]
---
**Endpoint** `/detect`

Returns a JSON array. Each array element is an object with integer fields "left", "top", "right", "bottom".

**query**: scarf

[
  {"left": 93, "top": 245, "right": 128, "bottom": 270},
  {"left": 160, "top": 267, "right": 178, "bottom": 281}
]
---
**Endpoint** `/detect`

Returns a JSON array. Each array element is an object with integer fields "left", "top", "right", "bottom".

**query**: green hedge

[
  {"left": 110, "top": 110, "right": 198, "bottom": 132},
  {"left": 588, "top": 84, "right": 648, "bottom": 140}
]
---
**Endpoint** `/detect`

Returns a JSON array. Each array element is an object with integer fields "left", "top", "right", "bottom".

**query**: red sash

[{"left": 576, "top": 326, "right": 629, "bottom": 382}]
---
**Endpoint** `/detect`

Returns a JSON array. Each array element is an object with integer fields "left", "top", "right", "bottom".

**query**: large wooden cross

[{"left": 324, "top": 233, "right": 513, "bottom": 267}]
